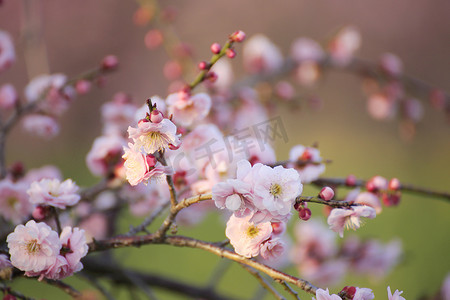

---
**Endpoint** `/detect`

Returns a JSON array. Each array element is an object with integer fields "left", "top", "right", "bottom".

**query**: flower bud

[
  {"left": 145, "top": 155, "right": 157, "bottom": 168},
  {"left": 101, "top": 55, "right": 119, "bottom": 70},
  {"left": 299, "top": 207, "right": 311, "bottom": 221},
  {"left": 150, "top": 109, "right": 164, "bottom": 123},
  {"left": 230, "top": 30, "right": 246, "bottom": 42},
  {"left": 226, "top": 48, "right": 236, "bottom": 58},
  {"left": 210, "top": 43, "right": 221, "bottom": 54},
  {"left": 198, "top": 61, "right": 208, "bottom": 70},
  {"left": 271, "top": 222, "right": 286, "bottom": 235},
  {"left": 32, "top": 205, "right": 51, "bottom": 220},
  {"left": 319, "top": 186, "right": 334, "bottom": 201},
  {"left": 145, "top": 29, "right": 164, "bottom": 50},
  {"left": 388, "top": 178, "right": 400, "bottom": 190},
  {"left": 345, "top": 174, "right": 357, "bottom": 186},
  {"left": 207, "top": 71, "right": 218, "bottom": 82},
  {"left": 75, "top": 80, "right": 91, "bottom": 95}
]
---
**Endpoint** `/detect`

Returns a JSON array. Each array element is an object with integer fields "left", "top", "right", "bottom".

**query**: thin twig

[
  {"left": 79, "top": 272, "right": 116, "bottom": 300},
  {"left": 42, "top": 278, "right": 81, "bottom": 298},
  {"left": 126, "top": 201, "right": 170, "bottom": 236},
  {"left": 240, "top": 264, "right": 286, "bottom": 300},
  {"left": 276, "top": 280, "right": 301, "bottom": 300},
  {"left": 0, "top": 282, "right": 35, "bottom": 300}
]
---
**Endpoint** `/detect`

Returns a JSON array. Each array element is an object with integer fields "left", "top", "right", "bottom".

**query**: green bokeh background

[{"left": 1, "top": 0, "right": 450, "bottom": 299}]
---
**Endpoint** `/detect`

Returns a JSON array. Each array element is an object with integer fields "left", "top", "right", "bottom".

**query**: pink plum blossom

[
  {"left": 22, "top": 114, "right": 59, "bottom": 138},
  {"left": 252, "top": 163, "right": 302, "bottom": 221},
  {"left": 27, "top": 178, "right": 80, "bottom": 209},
  {"left": 0, "top": 179, "right": 32, "bottom": 224},
  {"left": 122, "top": 143, "right": 172, "bottom": 186},
  {"left": 243, "top": 34, "right": 283, "bottom": 74},
  {"left": 0, "top": 84, "right": 17, "bottom": 109},
  {"left": 288, "top": 145, "right": 325, "bottom": 183},
  {"left": 101, "top": 93, "right": 138, "bottom": 135},
  {"left": 354, "top": 191, "right": 382, "bottom": 214},
  {"left": 225, "top": 214, "right": 272, "bottom": 258},
  {"left": 7, "top": 220, "right": 61, "bottom": 274},
  {"left": 57, "top": 227, "right": 88, "bottom": 277},
  {"left": 380, "top": 53, "right": 403, "bottom": 77},
  {"left": 212, "top": 179, "right": 254, "bottom": 217},
  {"left": 313, "top": 288, "right": 342, "bottom": 300},
  {"left": 291, "top": 38, "right": 324, "bottom": 63},
  {"left": 328, "top": 26, "right": 361, "bottom": 66},
  {"left": 327, "top": 206, "right": 376, "bottom": 237},
  {"left": 25, "top": 73, "right": 71, "bottom": 116},
  {"left": 260, "top": 237, "right": 286, "bottom": 261},
  {"left": 354, "top": 287, "right": 375, "bottom": 300},
  {"left": 22, "top": 165, "right": 62, "bottom": 184},
  {"left": 367, "top": 93, "right": 397, "bottom": 120},
  {"left": 128, "top": 119, "right": 181, "bottom": 154},
  {"left": 86, "top": 134, "right": 126, "bottom": 176},
  {"left": 166, "top": 92, "right": 212, "bottom": 127},
  {"left": 0, "top": 30, "right": 15, "bottom": 73},
  {"left": 387, "top": 287, "right": 405, "bottom": 300}
]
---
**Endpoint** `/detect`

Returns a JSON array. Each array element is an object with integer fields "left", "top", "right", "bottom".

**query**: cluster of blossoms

[
  {"left": 6, "top": 221, "right": 87, "bottom": 280},
  {"left": 313, "top": 286, "right": 406, "bottom": 300},
  {"left": 213, "top": 159, "right": 302, "bottom": 259}
]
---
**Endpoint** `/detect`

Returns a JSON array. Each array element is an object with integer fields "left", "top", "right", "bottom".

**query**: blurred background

[{"left": 1, "top": 0, "right": 449, "bottom": 299}]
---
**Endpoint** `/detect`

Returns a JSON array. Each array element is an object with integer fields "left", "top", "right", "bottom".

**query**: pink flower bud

[
  {"left": 226, "top": 48, "right": 236, "bottom": 58},
  {"left": 101, "top": 55, "right": 119, "bottom": 70},
  {"left": 163, "top": 60, "right": 182, "bottom": 80},
  {"left": 150, "top": 109, "right": 164, "bottom": 123},
  {"left": 145, "top": 155, "right": 157, "bottom": 168},
  {"left": 346, "top": 174, "right": 357, "bottom": 186},
  {"left": 3, "top": 295, "right": 17, "bottom": 300},
  {"left": 210, "top": 43, "right": 221, "bottom": 54},
  {"left": 207, "top": 71, "right": 218, "bottom": 82},
  {"left": 389, "top": 178, "right": 400, "bottom": 191},
  {"left": 299, "top": 207, "right": 311, "bottom": 221},
  {"left": 319, "top": 186, "right": 334, "bottom": 201},
  {"left": 271, "top": 222, "right": 286, "bottom": 235},
  {"left": 145, "top": 29, "right": 164, "bottom": 50},
  {"left": 366, "top": 175, "right": 388, "bottom": 192},
  {"left": 340, "top": 286, "right": 356, "bottom": 299},
  {"left": 0, "top": 84, "right": 17, "bottom": 109},
  {"left": 275, "top": 81, "right": 295, "bottom": 100},
  {"left": 168, "top": 142, "right": 181, "bottom": 150},
  {"left": 138, "top": 118, "right": 150, "bottom": 125},
  {"left": 383, "top": 192, "right": 401, "bottom": 206},
  {"left": 32, "top": 205, "right": 51, "bottom": 221},
  {"left": 230, "top": 30, "right": 246, "bottom": 42},
  {"left": 75, "top": 80, "right": 91, "bottom": 95},
  {"left": 198, "top": 61, "right": 208, "bottom": 70}
]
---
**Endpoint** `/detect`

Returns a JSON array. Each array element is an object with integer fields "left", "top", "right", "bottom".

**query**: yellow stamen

[
  {"left": 269, "top": 183, "right": 282, "bottom": 197},
  {"left": 26, "top": 240, "right": 40, "bottom": 254},
  {"left": 246, "top": 225, "right": 260, "bottom": 238}
]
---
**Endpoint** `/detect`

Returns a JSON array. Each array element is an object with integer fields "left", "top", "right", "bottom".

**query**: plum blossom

[
  {"left": 252, "top": 163, "right": 302, "bottom": 222},
  {"left": 128, "top": 119, "right": 181, "bottom": 154},
  {"left": 354, "top": 287, "right": 375, "bottom": 300},
  {"left": 387, "top": 287, "right": 405, "bottom": 300},
  {"left": 313, "top": 288, "right": 342, "bottom": 300},
  {"left": 0, "top": 179, "right": 32, "bottom": 224},
  {"left": 328, "top": 26, "right": 361, "bottom": 66},
  {"left": 288, "top": 145, "right": 325, "bottom": 183},
  {"left": 0, "top": 30, "right": 15, "bottom": 73},
  {"left": 327, "top": 206, "right": 376, "bottom": 237},
  {"left": 122, "top": 143, "right": 172, "bottom": 186},
  {"left": 28, "top": 178, "right": 80, "bottom": 209},
  {"left": 0, "top": 254, "right": 12, "bottom": 270},
  {"left": 291, "top": 38, "right": 324, "bottom": 63},
  {"left": 225, "top": 214, "right": 272, "bottom": 258},
  {"left": 86, "top": 134, "right": 126, "bottom": 176},
  {"left": 353, "top": 191, "right": 382, "bottom": 214},
  {"left": 166, "top": 92, "right": 212, "bottom": 127},
  {"left": 243, "top": 34, "right": 283, "bottom": 74},
  {"left": 7, "top": 221, "right": 61, "bottom": 274},
  {"left": 259, "top": 237, "right": 286, "bottom": 261},
  {"left": 57, "top": 227, "right": 88, "bottom": 278},
  {"left": 25, "top": 73, "right": 72, "bottom": 116},
  {"left": 0, "top": 84, "right": 17, "bottom": 109},
  {"left": 102, "top": 92, "right": 138, "bottom": 135},
  {"left": 22, "top": 114, "right": 59, "bottom": 139},
  {"left": 367, "top": 93, "right": 397, "bottom": 120},
  {"left": 134, "top": 96, "right": 166, "bottom": 123}
]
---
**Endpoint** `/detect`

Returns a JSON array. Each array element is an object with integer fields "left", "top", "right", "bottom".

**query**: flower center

[
  {"left": 269, "top": 183, "right": 282, "bottom": 197},
  {"left": 246, "top": 225, "right": 259, "bottom": 238},
  {"left": 26, "top": 239, "right": 40, "bottom": 254},
  {"left": 7, "top": 197, "right": 17, "bottom": 207}
]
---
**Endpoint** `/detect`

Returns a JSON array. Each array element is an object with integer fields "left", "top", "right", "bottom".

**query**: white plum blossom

[
  {"left": 166, "top": 92, "right": 212, "bottom": 127},
  {"left": 22, "top": 114, "right": 60, "bottom": 139},
  {"left": 128, "top": 119, "right": 181, "bottom": 154},
  {"left": 243, "top": 34, "right": 283, "bottom": 74},
  {"left": 354, "top": 287, "right": 375, "bottom": 300},
  {"left": 313, "top": 288, "right": 342, "bottom": 300},
  {"left": 0, "top": 179, "right": 32, "bottom": 224},
  {"left": 27, "top": 178, "right": 80, "bottom": 209},
  {"left": 327, "top": 206, "right": 376, "bottom": 237},
  {"left": 86, "top": 134, "right": 126, "bottom": 176},
  {"left": 288, "top": 145, "right": 325, "bottom": 183},
  {"left": 387, "top": 287, "right": 406, "bottom": 300}
]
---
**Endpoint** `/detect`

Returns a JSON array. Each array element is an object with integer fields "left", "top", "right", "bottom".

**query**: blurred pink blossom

[
  {"left": 0, "top": 30, "right": 15, "bottom": 72},
  {"left": 243, "top": 34, "right": 283, "bottom": 74},
  {"left": 27, "top": 178, "right": 80, "bottom": 209},
  {"left": 327, "top": 206, "right": 376, "bottom": 237},
  {"left": 0, "top": 84, "right": 17, "bottom": 109},
  {"left": 167, "top": 92, "right": 212, "bottom": 127}
]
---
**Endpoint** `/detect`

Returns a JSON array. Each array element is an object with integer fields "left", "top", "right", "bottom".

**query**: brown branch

[
  {"left": 126, "top": 201, "right": 169, "bottom": 236},
  {"left": 0, "top": 282, "right": 34, "bottom": 300},
  {"left": 88, "top": 234, "right": 318, "bottom": 296},
  {"left": 276, "top": 280, "right": 302, "bottom": 300},
  {"left": 82, "top": 256, "right": 238, "bottom": 300},
  {"left": 240, "top": 264, "right": 286, "bottom": 300},
  {"left": 296, "top": 196, "right": 357, "bottom": 208},
  {"left": 312, "top": 177, "right": 450, "bottom": 202},
  {"left": 42, "top": 278, "right": 81, "bottom": 298}
]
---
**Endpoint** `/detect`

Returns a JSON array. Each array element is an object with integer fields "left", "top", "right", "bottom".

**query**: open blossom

[
  {"left": 327, "top": 206, "right": 376, "bottom": 237},
  {"left": 27, "top": 178, "right": 80, "bottom": 209},
  {"left": 0, "top": 179, "right": 32, "bottom": 224},
  {"left": 313, "top": 288, "right": 342, "bottom": 300},
  {"left": 102, "top": 92, "right": 138, "bottom": 135},
  {"left": 128, "top": 119, "right": 181, "bottom": 154},
  {"left": 252, "top": 163, "right": 302, "bottom": 221},
  {"left": 0, "top": 30, "right": 15, "bottom": 73},
  {"left": 166, "top": 92, "right": 212, "bottom": 127},
  {"left": 122, "top": 143, "right": 172, "bottom": 186},
  {"left": 328, "top": 26, "right": 361, "bottom": 66},
  {"left": 243, "top": 34, "right": 283, "bottom": 74},
  {"left": 387, "top": 287, "right": 405, "bottom": 300},
  {"left": 7, "top": 221, "right": 61, "bottom": 274},
  {"left": 259, "top": 237, "right": 286, "bottom": 261},
  {"left": 86, "top": 134, "right": 126, "bottom": 176},
  {"left": 288, "top": 145, "right": 325, "bottom": 183},
  {"left": 226, "top": 214, "right": 272, "bottom": 258},
  {"left": 354, "top": 287, "right": 375, "bottom": 300},
  {"left": 22, "top": 114, "right": 60, "bottom": 139}
]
